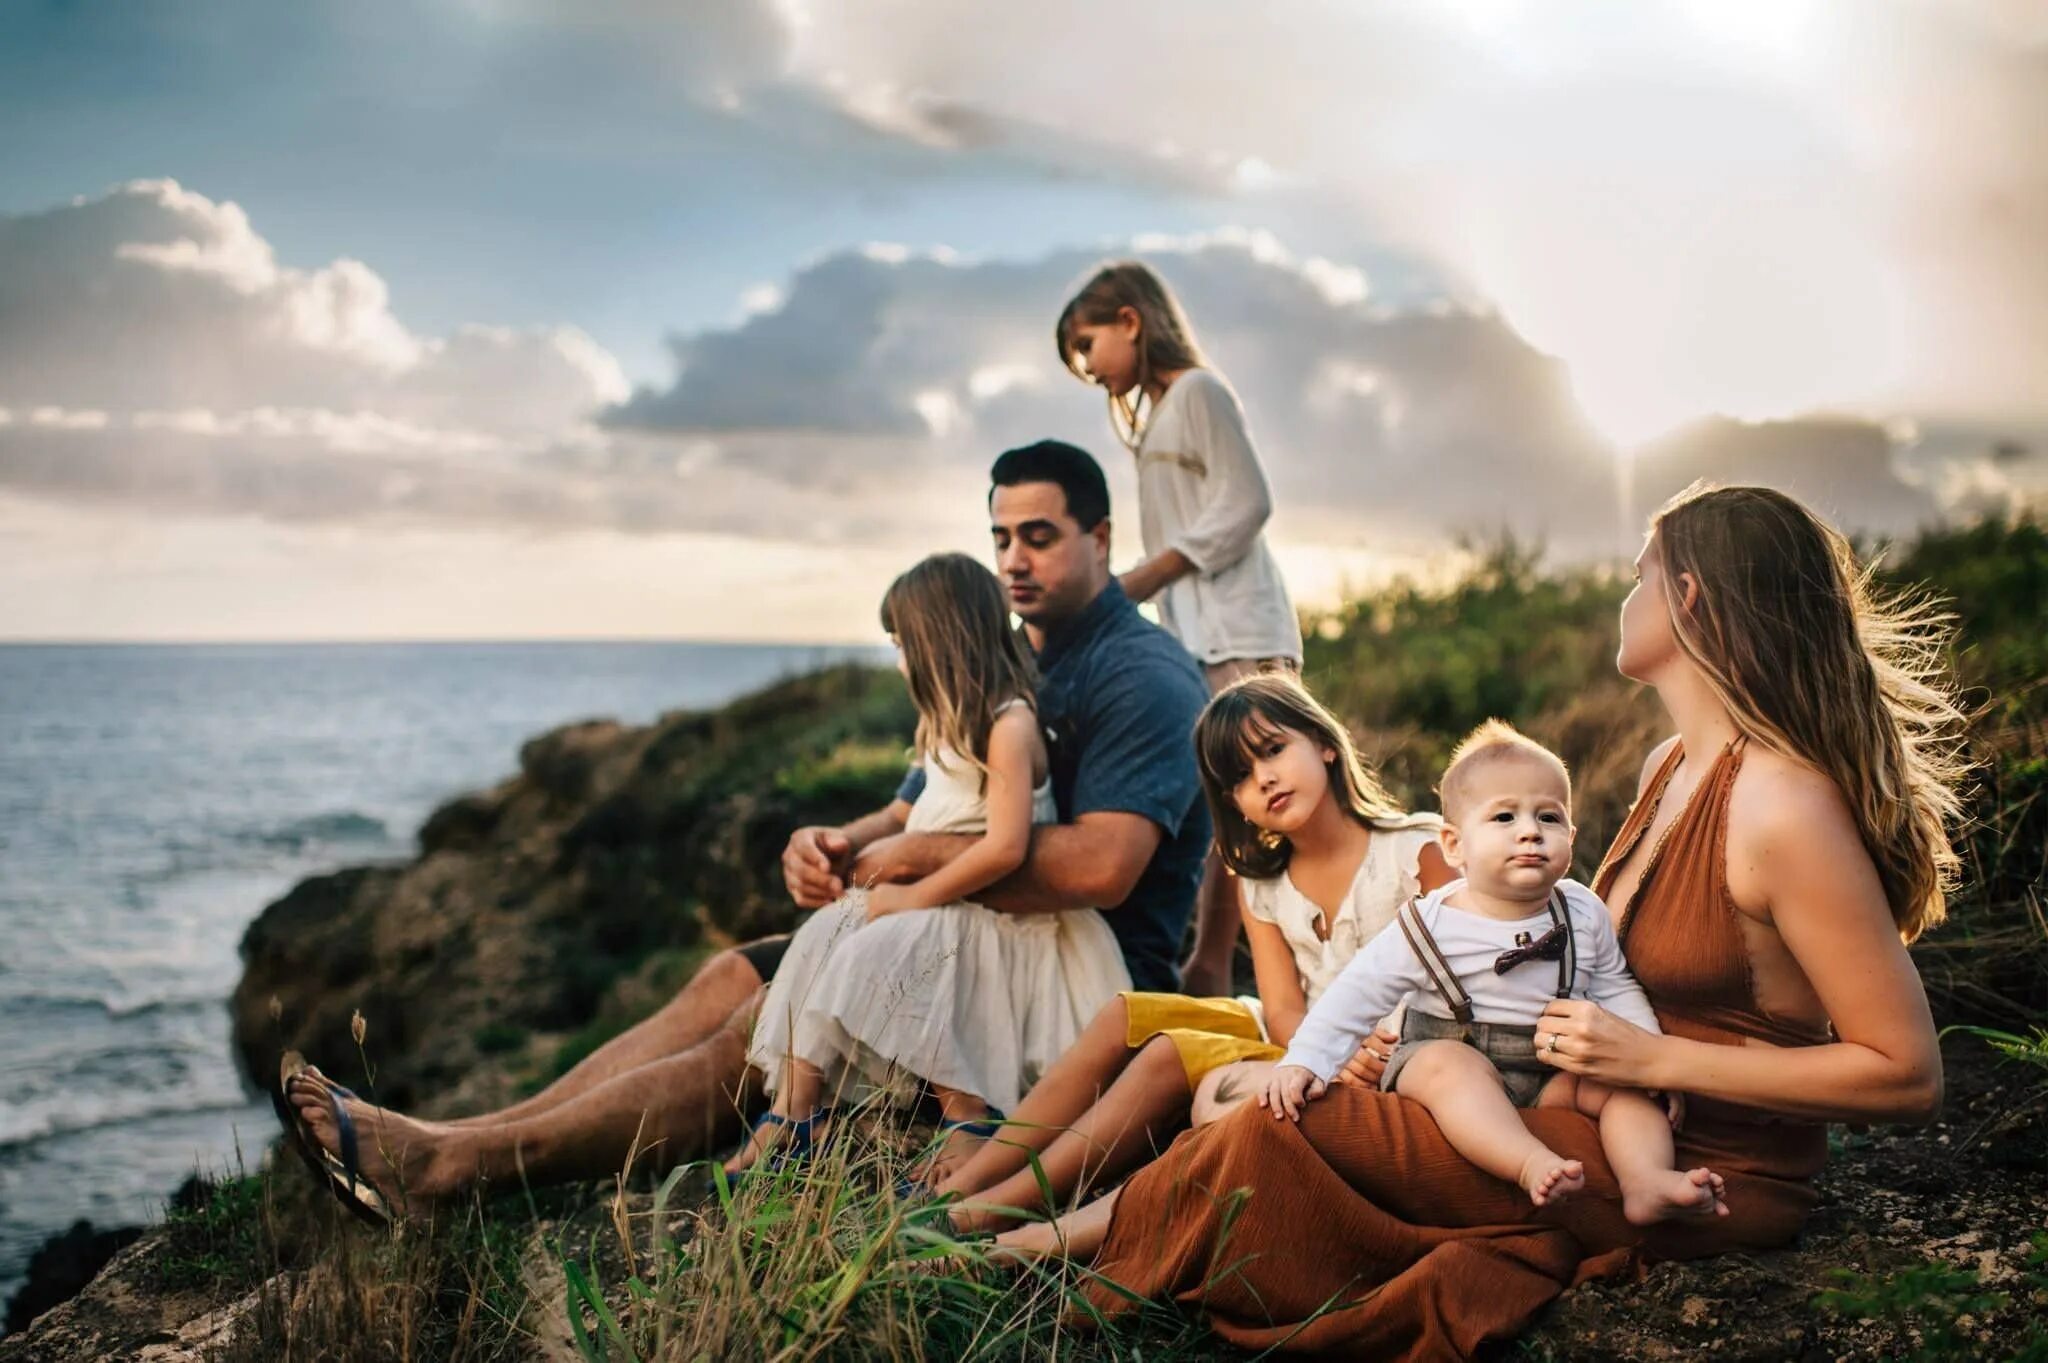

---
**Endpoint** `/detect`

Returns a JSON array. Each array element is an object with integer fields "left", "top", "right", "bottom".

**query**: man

[{"left": 284, "top": 440, "right": 1209, "bottom": 1211}]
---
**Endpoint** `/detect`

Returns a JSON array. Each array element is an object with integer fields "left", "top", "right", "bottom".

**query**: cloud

[
  {"left": 769, "top": 0, "right": 2048, "bottom": 444},
  {"left": 0, "top": 182, "right": 2001, "bottom": 568},
  {"left": 608, "top": 226, "right": 1973, "bottom": 557}
]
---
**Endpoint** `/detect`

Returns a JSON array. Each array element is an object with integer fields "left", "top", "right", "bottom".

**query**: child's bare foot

[
  {"left": 1518, "top": 1151, "right": 1586, "bottom": 1207},
  {"left": 1622, "top": 1166, "right": 1728, "bottom": 1225}
]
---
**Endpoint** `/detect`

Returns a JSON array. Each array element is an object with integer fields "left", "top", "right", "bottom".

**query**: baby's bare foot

[
  {"left": 1518, "top": 1151, "right": 1586, "bottom": 1207},
  {"left": 1623, "top": 1166, "right": 1728, "bottom": 1225}
]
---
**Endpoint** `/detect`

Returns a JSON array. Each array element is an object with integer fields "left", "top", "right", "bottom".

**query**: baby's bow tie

[{"left": 1493, "top": 922, "right": 1568, "bottom": 975}]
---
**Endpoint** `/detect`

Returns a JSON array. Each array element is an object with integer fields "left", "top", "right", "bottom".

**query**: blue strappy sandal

[
  {"left": 729, "top": 1108, "right": 831, "bottom": 1183},
  {"left": 895, "top": 1106, "right": 1007, "bottom": 1200}
]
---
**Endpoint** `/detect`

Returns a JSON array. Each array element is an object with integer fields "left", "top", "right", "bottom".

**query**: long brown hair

[
  {"left": 1055, "top": 260, "right": 1207, "bottom": 451},
  {"left": 880, "top": 552, "right": 1037, "bottom": 789},
  {"left": 1650, "top": 483, "right": 1968, "bottom": 940},
  {"left": 1196, "top": 672, "right": 1411, "bottom": 879}
]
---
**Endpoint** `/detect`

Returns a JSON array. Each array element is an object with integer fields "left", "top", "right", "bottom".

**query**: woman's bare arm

[{"left": 1542, "top": 757, "right": 1942, "bottom": 1124}]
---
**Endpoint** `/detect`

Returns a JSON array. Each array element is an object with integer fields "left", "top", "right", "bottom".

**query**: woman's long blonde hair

[
  {"left": 1651, "top": 483, "right": 1968, "bottom": 941},
  {"left": 1056, "top": 260, "right": 1207, "bottom": 451},
  {"left": 1196, "top": 672, "right": 1409, "bottom": 879},
  {"left": 880, "top": 553, "right": 1037, "bottom": 789}
]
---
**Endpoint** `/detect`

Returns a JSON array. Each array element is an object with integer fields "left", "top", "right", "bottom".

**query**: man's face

[{"left": 990, "top": 480, "right": 1109, "bottom": 630}]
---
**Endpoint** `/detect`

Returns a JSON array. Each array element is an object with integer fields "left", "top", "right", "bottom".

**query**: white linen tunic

[{"left": 1133, "top": 368, "right": 1303, "bottom": 666}]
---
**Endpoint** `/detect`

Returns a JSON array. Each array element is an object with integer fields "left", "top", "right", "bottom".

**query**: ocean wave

[
  {"left": 0, "top": 1082, "right": 255, "bottom": 1152},
  {"left": 238, "top": 810, "right": 391, "bottom": 851}
]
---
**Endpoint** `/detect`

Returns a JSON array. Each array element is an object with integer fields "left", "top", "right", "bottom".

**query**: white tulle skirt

[{"left": 746, "top": 889, "right": 1131, "bottom": 1114}]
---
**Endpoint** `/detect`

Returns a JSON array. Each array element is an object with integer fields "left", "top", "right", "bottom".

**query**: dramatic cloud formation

[
  {"left": 1, "top": 183, "right": 1980, "bottom": 579},
  {"left": 766, "top": 0, "right": 2048, "bottom": 444}
]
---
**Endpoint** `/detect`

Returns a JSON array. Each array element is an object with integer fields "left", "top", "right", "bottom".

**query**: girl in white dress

[
  {"left": 730, "top": 554, "right": 1128, "bottom": 1175},
  {"left": 1058, "top": 261, "right": 1303, "bottom": 996},
  {"left": 931, "top": 671, "right": 1452, "bottom": 1232}
]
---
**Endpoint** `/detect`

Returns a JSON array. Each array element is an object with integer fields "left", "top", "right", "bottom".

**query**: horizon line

[{"left": 0, "top": 635, "right": 892, "bottom": 649}]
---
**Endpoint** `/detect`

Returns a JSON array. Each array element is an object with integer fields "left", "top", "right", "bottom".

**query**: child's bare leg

[
  {"left": 1190, "top": 1060, "right": 1274, "bottom": 1126},
  {"left": 987, "top": 1187, "right": 1122, "bottom": 1265},
  {"left": 949, "top": 1035, "right": 1189, "bottom": 1234},
  {"left": 1396, "top": 1041, "right": 1584, "bottom": 1207},
  {"left": 921, "top": 1084, "right": 1001, "bottom": 1182},
  {"left": 1568, "top": 1079, "right": 1726, "bottom": 1225},
  {"left": 723, "top": 1058, "right": 824, "bottom": 1174},
  {"left": 934, "top": 995, "right": 1142, "bottom": 1199}
]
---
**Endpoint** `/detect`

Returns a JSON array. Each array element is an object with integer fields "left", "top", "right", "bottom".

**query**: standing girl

[
  {"left": 1058, "top": 261, "right": 1304, "bottom": 996},
  {"left": 730, "top": 553, "right": 1127, "bottom": 1175},
  {"left": 929, "top": 671, "right": 1450, "bottom": 1231}
]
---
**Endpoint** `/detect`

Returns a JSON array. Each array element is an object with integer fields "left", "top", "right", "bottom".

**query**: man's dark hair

[{"left": 989, "top": 440, "right": 1110, "bottom": 530}]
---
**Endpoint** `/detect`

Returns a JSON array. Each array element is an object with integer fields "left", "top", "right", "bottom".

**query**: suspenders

[{"left": 1395, "top": 889, "right": 1576, "bottom": 1027}]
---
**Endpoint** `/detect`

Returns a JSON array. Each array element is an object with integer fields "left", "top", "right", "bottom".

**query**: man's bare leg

[
  {"left": 291, "top": 998, "right": 760, "bottom": 1206},
  {"left": 446, "top": 948, "right": 767, "bottom": 1128}
]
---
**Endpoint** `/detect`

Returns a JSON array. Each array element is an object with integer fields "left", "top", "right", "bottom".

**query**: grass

[{"left": 69, "top": 514, "right": 2048, "bottom": 1358}]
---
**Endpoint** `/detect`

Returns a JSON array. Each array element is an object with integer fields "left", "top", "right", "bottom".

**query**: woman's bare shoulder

[
  {"left": 1725, "top": 746, "right": 1868, "bottom": 890},
  {"left": 1636, "top": 735, "right": 1681, "bottom": 795}
]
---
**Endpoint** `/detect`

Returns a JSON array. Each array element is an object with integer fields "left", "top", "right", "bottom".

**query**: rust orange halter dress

[{"left": 1082, "top": 740, "right": 1832, "bottom": 1360}]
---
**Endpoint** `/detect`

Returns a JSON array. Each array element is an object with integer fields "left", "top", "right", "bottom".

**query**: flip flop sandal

[{"left": 277, "top": 1052, "right": 395, "bottom": 1228}]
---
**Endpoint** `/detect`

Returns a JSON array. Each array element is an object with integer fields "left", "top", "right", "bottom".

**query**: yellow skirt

[{"left": 1123, "top": 991, "right": 1284, "bottom": 1086}]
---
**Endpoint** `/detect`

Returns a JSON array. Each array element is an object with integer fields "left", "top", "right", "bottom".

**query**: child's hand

[
  {"left": 1661, "top": 1090, "right": 1686, "bottom": 1131},
  {"left": 1258, "top": 1065, "right": 1325, "bottom": 1122},
  {"left": 862, "top": 883, "right": 919, "bottom": 921}
]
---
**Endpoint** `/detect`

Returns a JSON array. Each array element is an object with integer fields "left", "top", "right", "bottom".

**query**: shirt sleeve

[
  {"left": 894, "top": 765, "right": 926, "bottom": 805},
  {"left": 1278, "top": 917, "right": 1423, "bottom": 1081},
  {"left": 1567, "top": 884, "right": 1663, "bottom": 1035},
  {"left": 1240, "top": 875, "right": 1278, "bottom": 924},
  {"left": 1168, "top": 373, "right": 1275, "bottom": 577},
  {"left": 1067, "top": 651, "right": 1206, "bottom": 839}
]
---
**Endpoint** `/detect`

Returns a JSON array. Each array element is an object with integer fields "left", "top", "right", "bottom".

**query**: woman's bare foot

[
  {"left": 1518, "top": 1150, "right": 1586, "bottom": 1207},
  {"left": 286, "top": 1066, "right": 458, "bottom": 1209},
  {"left": 1622, "top": 1166, "right": 1728, "bottom": 1225}
]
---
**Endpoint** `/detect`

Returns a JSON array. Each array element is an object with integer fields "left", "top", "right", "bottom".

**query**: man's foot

[
  {"left": 286, "top": 1065, "right": 455, "bottom": 1210},
  {"left": 1622, "top": 1166, "right": 1729, "bottom": 1225},
  {"left": 1518, "top": 1150, "right": 1586, "bottom": 1208}
]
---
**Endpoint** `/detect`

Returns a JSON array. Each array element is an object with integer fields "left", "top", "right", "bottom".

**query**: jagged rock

[{"left": 3, "top": 1220, "right": 143, "bottom": 1335}]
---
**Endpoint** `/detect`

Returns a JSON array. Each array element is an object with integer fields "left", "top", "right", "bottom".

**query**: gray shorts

[{"left": 1381, "top": 1009, "right": 1554, "bottom": 1109}]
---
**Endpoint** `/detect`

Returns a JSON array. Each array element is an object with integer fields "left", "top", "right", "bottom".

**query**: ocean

[{"left": 0, "top": 640, "right": 884, "bottom": 1324}]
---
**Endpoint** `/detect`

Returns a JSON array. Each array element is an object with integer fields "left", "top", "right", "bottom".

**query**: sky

[{"left": 1, "top": 0, "right": 2043, "bottom": 641}]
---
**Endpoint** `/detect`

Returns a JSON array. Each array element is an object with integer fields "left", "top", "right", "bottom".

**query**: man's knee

[{"left": 701, "top": 947, "right": 765, "bottom": 993}]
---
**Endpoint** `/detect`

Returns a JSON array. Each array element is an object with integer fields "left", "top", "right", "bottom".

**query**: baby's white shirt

[{"left": 1279, "top": 878, "right": 1662, "bottom": 1082}]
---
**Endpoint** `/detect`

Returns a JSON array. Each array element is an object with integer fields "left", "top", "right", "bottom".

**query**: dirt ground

[{"left": 1519, "top": 1034, "right": 2048, "bottom": 1361}]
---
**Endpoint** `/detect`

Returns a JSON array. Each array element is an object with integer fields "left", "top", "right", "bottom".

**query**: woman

[{"left": 1024, "top": 484, "right": 1964, "bottom": 1359}]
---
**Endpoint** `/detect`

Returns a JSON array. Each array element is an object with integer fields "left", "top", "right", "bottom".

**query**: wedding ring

[{"left": 1544, "top": 1032, "right": 1559, "bottom": 1054}]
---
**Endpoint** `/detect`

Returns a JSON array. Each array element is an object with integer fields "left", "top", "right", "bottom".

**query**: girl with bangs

[
  {"left": 731, "top": 553, "right": 1128, "bottom": 1176},
  {"left": 1041, "top": 484, "right": 1967, "bottom": 1359},
  {"left": 926, "top": 671, "right": 1450, "bottom": 1232}
]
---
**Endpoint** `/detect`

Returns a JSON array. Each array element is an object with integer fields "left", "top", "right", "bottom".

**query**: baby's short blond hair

[{"left": 1439, "top": 719, "right": 1572, "bottom": 822}]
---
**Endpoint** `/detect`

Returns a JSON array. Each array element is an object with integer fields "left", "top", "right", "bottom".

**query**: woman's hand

[
  {"left": 1535, "top": 999, "right": 1670, "bottom": 1089},
  {"left": 1257, "top": 1064, "right": 1326, "bottom": 1122},
  {"left": 1333, "top": 1024, "right": 1400, "bottom": 1088}
]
